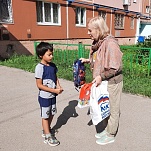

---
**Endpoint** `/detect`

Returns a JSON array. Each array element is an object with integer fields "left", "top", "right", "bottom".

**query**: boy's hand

[
  {"left": 60, "top": 87, "right": 64, "bottom": 93},
  {"left": 56, "top": 86, "right": 64, "bottom": 93},
  {"left": 55, "top": 88, "right": 64, "bottom": 94}
]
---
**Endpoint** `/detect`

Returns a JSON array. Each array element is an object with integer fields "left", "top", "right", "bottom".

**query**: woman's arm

[{"left": 80, "top": 58, "right": 90, "bottom": 63}]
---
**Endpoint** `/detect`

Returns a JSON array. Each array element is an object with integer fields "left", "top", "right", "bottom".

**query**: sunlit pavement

[{"left": 0, "top": 66, "right": 151, "bottom": 151}]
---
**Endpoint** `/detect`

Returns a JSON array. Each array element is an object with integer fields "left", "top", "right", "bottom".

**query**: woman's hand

[
  {"left": 92, "top": 75, "right": 102, "bottom": 87},
  {"left": 79, "top": 58, "right": 90, "bottom": 63}
]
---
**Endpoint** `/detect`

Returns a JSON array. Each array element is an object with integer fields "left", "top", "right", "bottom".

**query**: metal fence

[
  {"left": 34, "top": 41, "right": 86, "bottom": 62},
  {"left": 120, "top": 46, "right": 151, "bottom": 77},
  {"left": 34, "top": 42, "right": 151, "bottom": 77}
]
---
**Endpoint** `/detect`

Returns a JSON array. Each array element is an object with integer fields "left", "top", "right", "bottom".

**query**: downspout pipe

[
  {"left": 110, "top": 9, "right": 112, "bottom": 35},
  {"left": 66, "top": 1, "right": 69, "bottom": 45}
]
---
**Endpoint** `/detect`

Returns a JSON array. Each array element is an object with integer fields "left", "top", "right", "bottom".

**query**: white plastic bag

[{"left": 89, "top": 81, "right": 110, "bottom": 125}]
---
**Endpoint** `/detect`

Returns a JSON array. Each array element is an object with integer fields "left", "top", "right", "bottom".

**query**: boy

[{"left": 35, "top": 42, "right": 63, "bottom": 146}]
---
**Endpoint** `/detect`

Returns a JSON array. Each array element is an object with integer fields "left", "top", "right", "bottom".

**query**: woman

[{"left": 80, "top": 16, "right": 123, "bottom": 145}]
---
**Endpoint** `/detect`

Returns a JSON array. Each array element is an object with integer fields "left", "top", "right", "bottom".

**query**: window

[
  {"left": 36, "top": 1, "right": 61, "bottom": 25},
  {"left": 114, "top": 13, "right": 124, "bottom": 29},
  {"left": 0, "top": 0, "right": 13, "bottom": 23},
  {"left": 146, "top": 6, "right": 150, "bottom": 13},
  {"left": 130, "top": 17, "right": 134, "bottom": 29},
  {"left": 98, "top": 11, "right": 106, "bottom": 21},
  {"left": 75, "top": 7, "right": 86, "bottom": 26}
]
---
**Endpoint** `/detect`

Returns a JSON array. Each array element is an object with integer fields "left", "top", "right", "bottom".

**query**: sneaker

[
  {"left": 95, "top": 130, "right": 107, "bottom": 139},
  {"left": 44, "top": 136, "right": 60, "bottom": 146},
  {"left": 96, "top": 135, "right": 115, "bottom": 145},
  {"left": 42, "top": 129, "right": 58, "bottom": 138}
]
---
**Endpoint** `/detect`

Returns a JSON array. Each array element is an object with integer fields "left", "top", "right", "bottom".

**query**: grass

[
  {"left": 123, "top": 76, "right": 151, "bottom": 97},
  {"left": 0, "top": 55, "right": 38, "bottom": 73},
  {"left": 0, "top": 54, "right": 151, "bottom": 98}
]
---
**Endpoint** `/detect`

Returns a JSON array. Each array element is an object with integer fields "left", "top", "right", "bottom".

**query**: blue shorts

[{"left": 38, "top": 97, "right": 57, "bottom": 118}]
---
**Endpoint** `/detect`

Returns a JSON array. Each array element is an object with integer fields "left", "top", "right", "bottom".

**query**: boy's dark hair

[{"left": 36, "top": 42, "right": 53, "bottom": 59}]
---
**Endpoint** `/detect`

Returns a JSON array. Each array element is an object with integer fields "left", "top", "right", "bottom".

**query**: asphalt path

[{"left": 0, "top": 66, "right": 151, "bottom": 151}]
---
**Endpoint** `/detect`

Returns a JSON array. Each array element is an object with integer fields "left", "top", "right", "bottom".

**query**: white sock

[{"left": 45, "top": 133, "right": 51, "bottom": 138}]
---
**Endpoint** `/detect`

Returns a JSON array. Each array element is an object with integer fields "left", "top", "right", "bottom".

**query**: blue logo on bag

[
  {"left": 98, "top": 96, "right": 110, "bottom": 119},
  {"left": 100, "top": 102, "right": 109, "bottom": 112}
]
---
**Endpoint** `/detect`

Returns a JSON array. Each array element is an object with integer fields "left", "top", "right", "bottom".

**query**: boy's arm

[
  {"left": 36, "top": 78, "right": 62, "bottom": 94},
  {"left": 56, "top": 78, "right": 61, "bottom": 88},
  {"left": 56, "top": 78, "right": 64, "bottom": 92}
]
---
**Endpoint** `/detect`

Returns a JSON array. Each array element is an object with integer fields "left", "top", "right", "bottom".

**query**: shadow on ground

[
  {"left": 87, "top": 107, "right": 107, "bottom": 134},
  {"left": 52, "top": 100, "right": 79, "bottom": 130}
]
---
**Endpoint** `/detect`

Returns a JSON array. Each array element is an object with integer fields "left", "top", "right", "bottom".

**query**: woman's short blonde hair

[{"left": 88, "top": 16, "right": 109, "bottom": 39}]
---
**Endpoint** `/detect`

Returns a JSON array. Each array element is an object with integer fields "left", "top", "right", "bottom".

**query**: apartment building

[
  {"left": 0, "top": 0, "right": 151, "bottom": 58},
  {"left": 138, "top": 0, "right": 151, "bottom": 39}
]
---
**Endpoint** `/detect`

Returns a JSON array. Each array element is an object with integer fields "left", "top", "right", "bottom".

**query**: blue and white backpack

[{"left": 73, "top": 59, "right": 86, "bottom": 89}]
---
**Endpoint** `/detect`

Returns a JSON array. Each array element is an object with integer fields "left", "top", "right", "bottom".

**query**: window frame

[
  {"left": 36, "top": 1, "right": 61, "bottom": 26},
  {"left": 114, "top": 13, "right": 125, "bottom": 29},
  {"left": 146, "top": 6, "right": 150, "bottom": 13},
  {"left": 75, "top": 7, "right": 86, "bottom": 27},
  {"left": 0, "top": 0, "right": 13, "bottom": 24}
]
